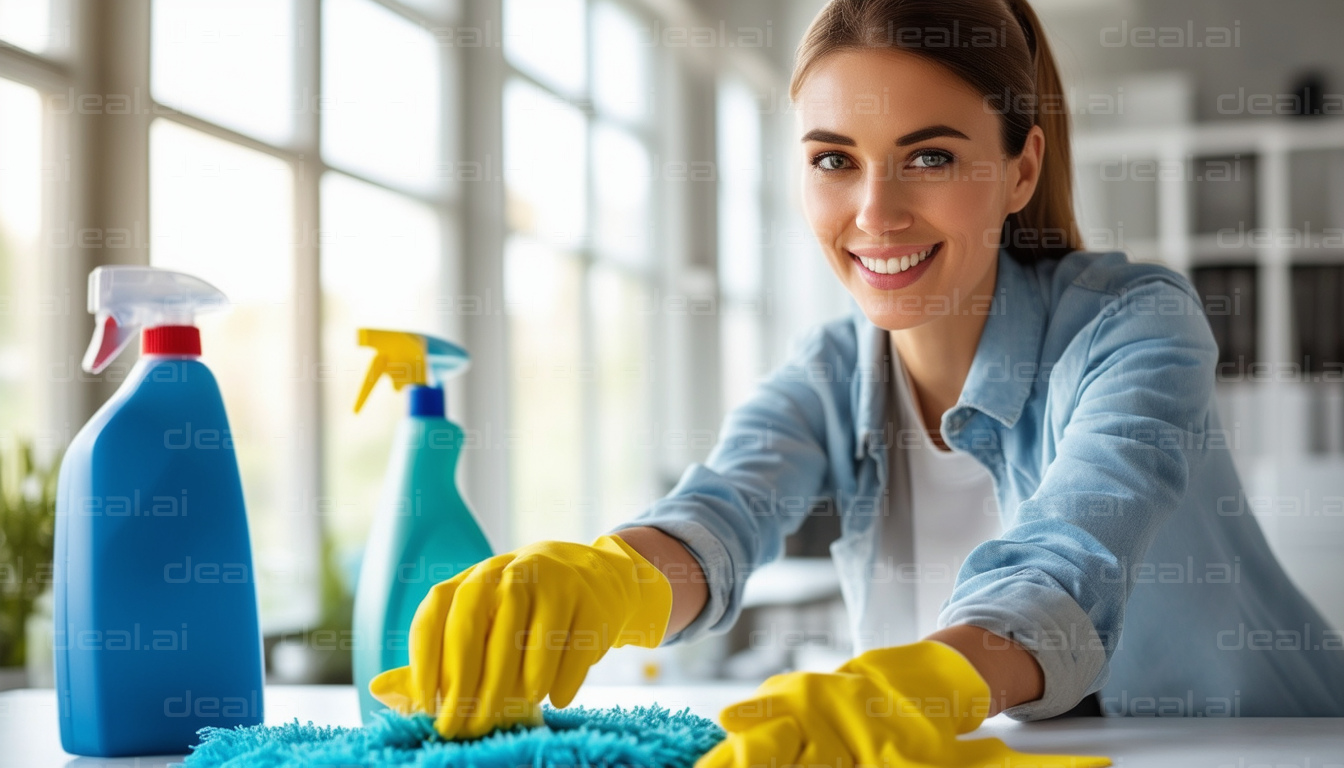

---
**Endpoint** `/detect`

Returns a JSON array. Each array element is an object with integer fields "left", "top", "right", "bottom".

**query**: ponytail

[
  {"left": 1003, "top": 0, "right": 1083, "bottom": 259},
  {"left": 791, "top": 0, "right": 1084, "bottom": 262}
]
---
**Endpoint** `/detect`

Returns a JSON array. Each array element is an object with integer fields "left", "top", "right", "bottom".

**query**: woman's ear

[{"left": 1006, "top": 124, "right": 1046, "bottom": 215}]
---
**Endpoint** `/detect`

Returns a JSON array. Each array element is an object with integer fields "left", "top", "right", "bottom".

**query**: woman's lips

[{"left": 850, "top": 242, "right": 941, "bottom": 290}]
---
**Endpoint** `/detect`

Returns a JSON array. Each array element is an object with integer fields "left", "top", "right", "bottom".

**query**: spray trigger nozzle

[
  {"left": 354, "top": 329, "right": 469, "bottom": 413},
  {"left": 82, "top": 266, "right": 229, "bottom": 374}
]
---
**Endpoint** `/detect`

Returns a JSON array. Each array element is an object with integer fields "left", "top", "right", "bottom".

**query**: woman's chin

[{"left": 852, "top": 292, "right": 942, "bottom": 332}]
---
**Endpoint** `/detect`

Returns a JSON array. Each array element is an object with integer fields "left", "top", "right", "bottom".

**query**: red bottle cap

[{"left": 142, "top": 325, "right": 202, "bottom": 357}]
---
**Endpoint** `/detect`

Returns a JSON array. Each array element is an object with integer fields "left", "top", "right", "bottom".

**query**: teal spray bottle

[{"left": 351, "top": 329, "right": 495, "bottom": 725}]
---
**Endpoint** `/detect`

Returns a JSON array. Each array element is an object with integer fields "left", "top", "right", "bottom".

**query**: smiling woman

[{"left": 601, "top": 1, "right": 1344, "bottom": 766}]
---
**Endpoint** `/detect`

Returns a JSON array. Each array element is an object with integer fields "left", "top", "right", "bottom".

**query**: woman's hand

[
  {"left": 696, "top": 640, "right": 1112, "bottom": 768},
  {"left": 369, "top": 534, "right": 674, "bottom": 739}
]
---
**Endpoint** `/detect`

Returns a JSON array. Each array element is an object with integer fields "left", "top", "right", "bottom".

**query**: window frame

[{"left": 0, "top": 0, "right": 78, "bottom": 467}]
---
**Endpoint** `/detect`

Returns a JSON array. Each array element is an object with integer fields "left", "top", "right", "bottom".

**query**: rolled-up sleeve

[
  {"left": 606, "top": 327, "right": 843, "bottom": 646},
  {"left": 939, "top": 276, "right": 1220, "bottom": 720}
]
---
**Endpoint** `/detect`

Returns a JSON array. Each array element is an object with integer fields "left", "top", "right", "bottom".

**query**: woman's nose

[{"left": 854, "top": 158, "right": 915, "bottom": 238}]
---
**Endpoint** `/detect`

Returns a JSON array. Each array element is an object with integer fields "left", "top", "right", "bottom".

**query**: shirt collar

[
  {"left": 955, "top": 246, "right": 1047, "bottom": 429},
  {"left": 852, "top": 246, "right": 1047, "bottom": 459}
]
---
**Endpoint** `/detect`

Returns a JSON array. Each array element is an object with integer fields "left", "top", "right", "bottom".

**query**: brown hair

[{"left": 790, "top": 0, "right": 1083, "bottom": 262}]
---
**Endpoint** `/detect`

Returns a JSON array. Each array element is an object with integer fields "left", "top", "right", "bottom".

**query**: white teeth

[{"left": 856, "top": 245, "right": 937, "bottom": 274}]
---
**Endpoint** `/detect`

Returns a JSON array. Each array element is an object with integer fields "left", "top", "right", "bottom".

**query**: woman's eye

[
  {"left": 812, "top": 152, "right": 851, "bottom": 171},
  {"left": 910, "top": 150, "right": 953, "bottom": 169}
]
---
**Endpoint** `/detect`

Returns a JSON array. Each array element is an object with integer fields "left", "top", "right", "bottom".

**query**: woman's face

[{"left": 795, "top": 48, "right": 1044, "bottom": 331}]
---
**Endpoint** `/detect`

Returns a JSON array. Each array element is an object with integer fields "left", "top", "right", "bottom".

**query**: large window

[
  {"left": 0, "top": 0, "right": 783, "bottom": 647},
  {"left": 503, "top": 0, "right": 658, "bottom": 546}
]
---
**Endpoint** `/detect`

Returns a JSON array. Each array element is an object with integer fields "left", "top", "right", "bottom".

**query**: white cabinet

[{"left": 1075, "top": 115, "right": 1344, "bottom": 632}]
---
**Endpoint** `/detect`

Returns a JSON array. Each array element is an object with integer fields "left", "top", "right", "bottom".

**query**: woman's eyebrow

[
  {"left": 800, "top": 125, "right": 971, "bottom": 146},
  {"left": 801, "top": 129, "right": 855, "bottom": 145},
  {"left": 895, "top": 125, "right": 971, "bottom": 145}
]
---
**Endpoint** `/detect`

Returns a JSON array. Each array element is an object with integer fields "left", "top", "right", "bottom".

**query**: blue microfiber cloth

[{"left": 183, "top": 703, "right": 727, "bottom": 768}]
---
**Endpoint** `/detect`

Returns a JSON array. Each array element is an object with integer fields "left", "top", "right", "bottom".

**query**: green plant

[
  {"left": 311, "top": 525, "right": 356, "bottom": 682},
  {"left": 0, "top": 440, "right": 60, "bottom": 668}
]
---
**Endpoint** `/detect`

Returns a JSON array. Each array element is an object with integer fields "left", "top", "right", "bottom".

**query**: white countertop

[{"left": 2, "top": 685, "right": 1341, "bottom": 767}]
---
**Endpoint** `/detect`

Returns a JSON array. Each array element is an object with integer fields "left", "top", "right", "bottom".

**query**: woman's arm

[
  {"left": 925, "top": 624, "right": 1044, "bottom": 716},
  {"left": 937, "top": 275, "right": 1220, "bottom": 720},
  {"left": 604, "top": 321, "right": 848, "bottom": 646},
  {"left": 613, "top": 526, "right": 709, "bottom": 637}
]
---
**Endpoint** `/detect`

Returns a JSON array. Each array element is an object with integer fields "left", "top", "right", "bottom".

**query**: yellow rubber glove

[
  {"left": 697, "top": 640, "right": 1112, "bottom": 768},
  {"left": 369, "top": 534, "right": 673, "bottom": 740}
]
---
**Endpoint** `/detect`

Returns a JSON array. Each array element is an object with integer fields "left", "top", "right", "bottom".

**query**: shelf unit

[{"left": 1072, "top": 116, "right": 1344, "bottom": 631}]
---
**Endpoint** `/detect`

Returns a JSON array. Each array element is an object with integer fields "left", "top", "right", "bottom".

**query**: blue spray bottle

[
  {"left": 351, "top": 329, "right": 494, "bottom": 725},
  {"left": 53, "top": 266, "right": 264, "bottom": 756}
]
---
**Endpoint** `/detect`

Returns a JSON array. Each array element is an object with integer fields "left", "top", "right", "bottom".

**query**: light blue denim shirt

[{"left": 608, "top": 246, "right": 1344, "bottom": 719}]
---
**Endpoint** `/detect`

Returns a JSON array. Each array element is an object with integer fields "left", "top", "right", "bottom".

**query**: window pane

[
  {"left": 151, "top": 0, "right": 295, "bottom": 146},
  {"left": 721, "top": 302, "right": 763, "bottom": 412},
  {"left": 149, "top": 119, "right": 302, "bottom": 630},
  {"left": 0, "top": 78, "right": 41, "bottom": 446},
  {"left": 397, "top": 0, "right": 459, "bottom": 23},
  {"left": 505, "top": 236, "right": 584, "bottom": 545},
  {"left": 503, "top": 0, "right": 585, "bottom": 96},
  {"left": 718, "top": 79, "right": 766, "bottom": 414},
  {"left": 0, "top": 0, "right": 52, "bottom": 54},
  {"left": 717, "top": 78, "right": 762, "bottom": 299},
  {"left": 592, "top": 123, "right": 650, "bottom": 266},
  {"left": 592, "top": 1, "right": 648, "bottom": 122},
  {"left": 320, "top": 172, "right": 441, "bottom": 586},
  {"left": 323, "top": 0, "right": 440, "bottom": 195},
  {"left": 504, "top": 78, "right": 587, "bottom": 250},
  {"left": 590, "top": 264, "right": 651, "bottom": 536}
]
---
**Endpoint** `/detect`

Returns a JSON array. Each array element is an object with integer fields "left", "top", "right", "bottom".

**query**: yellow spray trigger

[{"left": 354, "top": 329, "right": 470, "bottom": 413}]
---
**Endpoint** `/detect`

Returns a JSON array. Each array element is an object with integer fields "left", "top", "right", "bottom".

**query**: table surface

[{"left": 2, "top": 684, "right": 1341, "bottom": 767}]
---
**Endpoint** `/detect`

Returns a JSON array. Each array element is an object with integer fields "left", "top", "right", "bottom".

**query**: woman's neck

[{"left": 890, "top": 255, "right": 999, "bottom": 450}]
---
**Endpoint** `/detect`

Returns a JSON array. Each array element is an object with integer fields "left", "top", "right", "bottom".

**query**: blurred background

[{"left": 0, "top": 0, "right": 1342, "bottom": 691}]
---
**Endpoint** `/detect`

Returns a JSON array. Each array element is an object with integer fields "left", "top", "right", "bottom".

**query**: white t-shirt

[{"left": 890, "top": 340, "right": 1002, "bottom": 640}]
